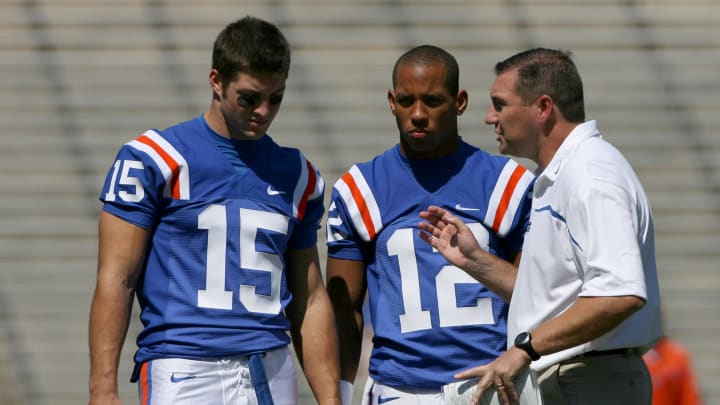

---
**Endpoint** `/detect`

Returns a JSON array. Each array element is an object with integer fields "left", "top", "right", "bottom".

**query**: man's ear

[
  {"left": 456, "top": 89, "right": 469, "bottom": 115},
  {"left": 387, "top": 90, "right": 397, "bottom": 115},
  {"left": 536, "top": 94, "right": 554, "bottom": 121},
  {"left": 209, "top": 69, "right": 223, "bottom": 99}
]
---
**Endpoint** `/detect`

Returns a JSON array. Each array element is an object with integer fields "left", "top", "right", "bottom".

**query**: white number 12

[{"left": 388, "top": 226, "right": 495, "bottom": 333}]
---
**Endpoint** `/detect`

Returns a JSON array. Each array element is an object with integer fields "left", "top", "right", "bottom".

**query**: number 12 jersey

[{"left": 327, "top": 142, "right": 534, "bottom": 389}]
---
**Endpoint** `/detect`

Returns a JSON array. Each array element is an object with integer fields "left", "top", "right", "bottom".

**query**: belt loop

[
  {"left": 248, "top": 353, "right": 274, "bottom": 405},
  {"left": 130, "top": 361, "right": 142, "bottom": 383}
]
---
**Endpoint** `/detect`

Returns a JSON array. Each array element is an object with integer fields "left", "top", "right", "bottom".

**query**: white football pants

[
  {"left": 136, "top": 346, "right": 297, "bottom": 405},
  {"left": 362, "top": 377, "right": 442, "bottom": 405}
]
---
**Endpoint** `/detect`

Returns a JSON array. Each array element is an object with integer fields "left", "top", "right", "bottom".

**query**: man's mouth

[
  {"left": 409, "top": 129, "right": 428, "bottom": 139},
  {"left": 249, "top": 119, "right": 267, "bottom": 128}
]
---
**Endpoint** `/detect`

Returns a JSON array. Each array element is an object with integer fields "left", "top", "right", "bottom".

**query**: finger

[
  {"left": 495, "top": 377, "right": 520, "bottom": 405},
  {"left": 467, "top": 370, "right": 497, "bottom": 404},
  {"left": 471, "top": 377, "right": 495, "bottom": 405},
  {"left": 417, "top": 220, "right": 441, "bottom": 236},
  {"left": 496, "top": 383, "right": 511, "bottom": 405},
  {"left": 418, "top": 229, "right": 440, "bottom": 248},
  {"left": 430, "top": 206, "right": 457, "bottom": 224},
  {"left": 426, "top": 205, "right": 447, "bottom": 217},
  {"left": 420, "top": 207, "right": 445, "bottom": 222},
  {"left": 443, "top": 223, "right": 458, "bottom": 238},
  {"left": 418, "top": 212, "right": 448, "bottom": 233},
  {"left": 493, "top": 378, "right": 516, "bottom": 405},
  {"left": 440, "top": 210, "right": 467, "bottom": 231},
  {"left": 427, "top": 204, "right": 453, "bottom": 218},
  {"left": 454, "top": 365, "right": 485, "bottom": 380},
  {"left": 417, "top": 227, "right": 444, "bottom": 250},
  {"left": 417, "top": 221, "right": 434, "bottom": 236},
  {"left": 418, "top": 210, "right": 433, "bottom": 221},
  {"left": 506, "top": 384, "right": 520, "bottom": 404}
]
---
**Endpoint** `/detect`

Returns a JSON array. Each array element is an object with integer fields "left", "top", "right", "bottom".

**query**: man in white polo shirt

[{"left": 419, "top": 48, "right": 662, "bottom": 405}]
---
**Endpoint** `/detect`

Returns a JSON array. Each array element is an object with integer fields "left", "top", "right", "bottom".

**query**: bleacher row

[{"left": 0, "top": 1, "right": 717, "bottom": 404}]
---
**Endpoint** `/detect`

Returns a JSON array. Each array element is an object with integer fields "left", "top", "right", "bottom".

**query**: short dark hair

[
  {"left": 392, "top": 45, "right": 460, "bottom": 95},
  {"left": 495, "top": 48, "right": 585, "bottom": 122},
  {"left": 212, "top": 16, "right": 291, "bottom": 88}
]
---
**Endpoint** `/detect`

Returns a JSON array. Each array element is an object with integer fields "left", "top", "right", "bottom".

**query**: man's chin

[
  {"left": 231, "top": 130, "right": 266, "bottom": 141},
  {"left": 497, "top": 143, "right": 510, "bottom": 155}
]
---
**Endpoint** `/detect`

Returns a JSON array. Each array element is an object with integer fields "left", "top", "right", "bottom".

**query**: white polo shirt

[{"left": 507, "top": 120, "right": 662, "bottom": 371}]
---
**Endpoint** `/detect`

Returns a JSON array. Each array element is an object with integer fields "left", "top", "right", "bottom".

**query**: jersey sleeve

[
  {"left": 325, "top": 165, "right": 378, "bottom": 261},
  {"left": 287, "top": 155, "right": 325, "bottom": 250},
  {"left": 483, "top": 159, "right": 535, "bottom": 253},
  {"left": 99, "top": 130, "right": 186, "bottom": 229}
]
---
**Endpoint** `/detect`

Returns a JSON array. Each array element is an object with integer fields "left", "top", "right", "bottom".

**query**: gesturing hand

[{"left": 418, "top": 205, "right": 483, "bottom": 270}]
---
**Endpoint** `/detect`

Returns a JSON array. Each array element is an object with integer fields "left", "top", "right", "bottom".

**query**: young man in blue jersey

[
  {"left": 325, "top": 45, "right": 534, "bottom": 404},
  {"left": 89, "top": 16, "right": 341, "bottom": 405}
]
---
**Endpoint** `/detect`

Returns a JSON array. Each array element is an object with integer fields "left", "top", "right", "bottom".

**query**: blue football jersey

[
  {"left": 99, "top": 116, "right": 325, "bottom": 369},
  {"left": 326, "top": 142, "right": 534, "bottom": 389}
]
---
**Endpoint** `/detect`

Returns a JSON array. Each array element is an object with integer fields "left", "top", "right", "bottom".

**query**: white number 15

[{"left": 197, "top": 204, "right": 287, "bottom": 315}]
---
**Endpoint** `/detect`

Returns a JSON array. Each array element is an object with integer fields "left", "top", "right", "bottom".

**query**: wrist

[
  {"left": 89, "top": 380, "right": 119, "bottom": 398},
  {"left": 340, "top": 380, "right": 353, "bottom": 405},
  {"left": 467, "top": 248, "right": 496, "bottom": 273},
  {"left": 514, "top": 331, "right": 541, "bottom": 361}
]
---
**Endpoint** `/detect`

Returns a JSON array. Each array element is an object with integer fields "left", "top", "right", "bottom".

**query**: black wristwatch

[{"left": 514, "top": 332, "right": 541, "bottom": 361}]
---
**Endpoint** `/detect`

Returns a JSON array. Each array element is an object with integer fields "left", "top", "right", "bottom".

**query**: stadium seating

[{"left": 0, "top": 1, "right": 717, "bottom": 403}]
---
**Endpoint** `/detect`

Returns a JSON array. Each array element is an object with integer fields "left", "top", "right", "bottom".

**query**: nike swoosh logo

[
  {"left": 455, "top": 204, "right": 480, "bottom": 211},
  {"left": 170, "top": 373, "right": 197, "bottom": 383},
  {"left": 267, "top": 185, "right": 286, "bottom": 195},
  {"left": 378, "top": 396, "right": 400, "bottom": 404}
]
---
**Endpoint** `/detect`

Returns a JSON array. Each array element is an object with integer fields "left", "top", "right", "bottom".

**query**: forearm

[
  {"left": 326, "top": 257, "right": 366, "bottom": 383},
  {"left": 89, "top": 211, "right": 147, "bottom": 402},
  {"left": 336, "top": 308, "right": 363, "bottom": 382},
  {"left": 418, "top": 206, "right": 518, "bottom": 301},
  {"left": 292, "top": 291, "right": 342, "bottom": 404},
  {"left": 531, "top": 295, "right": 645, "bottom": 356},
  {"left": 463, "top": 250, "right": 517, "bottom": 302},
  {"left": 88, "top": 282, "right": 134, "bottom": 399},
  {"left": 285, "top": 247, "right": 342, "bottom": 404}
]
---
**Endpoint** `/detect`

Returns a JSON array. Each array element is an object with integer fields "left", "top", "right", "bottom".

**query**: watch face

[{"left": 515, "top": 332, "right": 540, "bottom": 360}]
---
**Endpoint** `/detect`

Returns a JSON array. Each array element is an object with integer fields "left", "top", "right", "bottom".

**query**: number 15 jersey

[
  {"left": 326, "top": 142, "right": 534, "bottom": 389},
  {"left": 99, "top": 116, "right": 324, "bottom": 372}
]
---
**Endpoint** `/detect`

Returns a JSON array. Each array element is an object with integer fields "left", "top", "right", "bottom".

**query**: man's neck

[{"left": 536, "top": 121, "right": 581, "bottom": 170}]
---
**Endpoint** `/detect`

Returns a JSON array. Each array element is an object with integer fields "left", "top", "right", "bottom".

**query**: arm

[
  {"left": 530, "top": 295, "right": 645, "bottom": 355},
  {"left": 326, "top": 257, "right": 366, "bottom": 384},
  {"left": 455, "top": 295, "right": 646, "bottom": 405},
  {"left": 418, "top": 205, "right": 517, "bottom": 301},
  {"left": 285, "top": 246, "right": 342, "bottom": 405},
  {"left": 89, "top": 211, "right": 149, "bottom": 405}
]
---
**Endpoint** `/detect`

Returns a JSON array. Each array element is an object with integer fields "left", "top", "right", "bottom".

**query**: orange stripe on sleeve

[
  {"left": 492, "top": 165, "right": 526, "bottom": 233},
  {"left": 297, "top": 160, "right": 316, "bottom": 220},
  {"left": 137, "top": 135, "right": 182, "bottom": 199},
  {"left": 341, "top": 172, "right": 377, "bottom": 239}
]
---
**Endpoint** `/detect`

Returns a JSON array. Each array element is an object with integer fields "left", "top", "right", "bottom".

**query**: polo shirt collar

[{"left": 537, "top": 120, "right": 600, "bottom": 182}]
